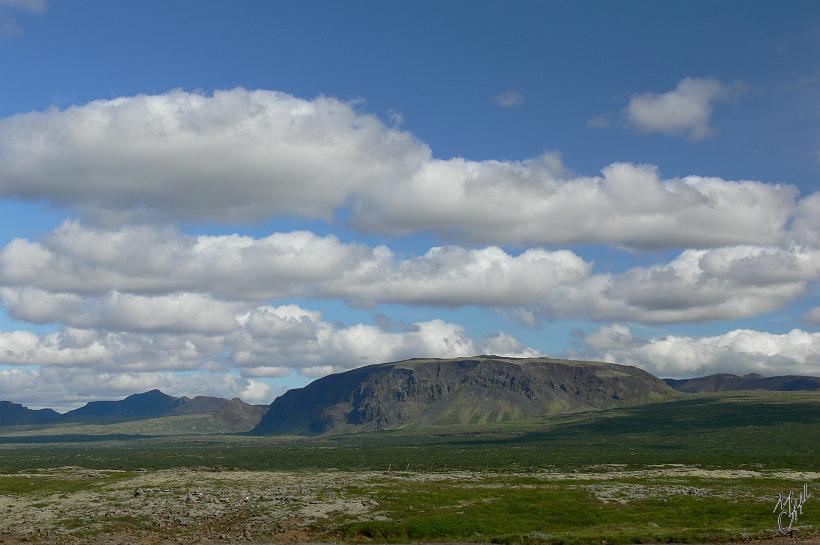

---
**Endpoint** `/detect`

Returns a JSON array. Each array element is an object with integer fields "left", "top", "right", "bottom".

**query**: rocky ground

[{"left": 0, "top": 465, "right": 816, "bottom": 544}]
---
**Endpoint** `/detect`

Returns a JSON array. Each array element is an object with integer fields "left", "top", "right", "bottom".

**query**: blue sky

[{"left": 0, "top": 1, "right": 818, "bottom": 409}]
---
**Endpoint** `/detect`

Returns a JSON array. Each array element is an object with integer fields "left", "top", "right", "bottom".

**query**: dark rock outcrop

[
  {"left": 252, "top": 355, "right": 674, "bottom": 435},
  {"left": 665, "top": 373, "right": 820, "bottom": 393}
]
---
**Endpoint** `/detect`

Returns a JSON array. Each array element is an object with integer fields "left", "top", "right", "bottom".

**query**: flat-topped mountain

[
  {"left": 665, "top": 373, "right": 820, "bottom": 393},
  {"left": 252, "top": 355, "right": 675, "bottom": 435},
  {"left": 0, "top": 401, "right": 61, "bottom": 427}
]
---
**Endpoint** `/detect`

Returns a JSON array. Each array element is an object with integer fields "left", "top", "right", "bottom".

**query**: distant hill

[
  {"left": 252, "top": 355, "right": 674, "bottom": 435},
  {"left": 665, "top": 373, "right": 820, "bottom": 393},
  {"left": 61, "top": 389, "right": 184, "bottom": 422},
  {"left": 213, "top": 398, "right": 269, "bottom": 430},
  {"left": 172, "top": 396, "right": 232, "bottom": 415},
  {"left": 0, "top": 401, "right": 61, "bottom": 426},
  {"left": 0, "top": 390, "right": 268, "bottom": 431}
]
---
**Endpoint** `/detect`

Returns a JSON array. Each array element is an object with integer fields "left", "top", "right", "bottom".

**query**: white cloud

[
  {"left": 1, "top": 222, "right": 818, "bottom": 327},
  {"left": 482, "top": 332, "right": 540, "bottom": 358},
  {"left": 578, "top": 324, "right": 820, "bottom": 378},
  {"left": 793, "top": 192, "right": 820, "bottom": 247},
  {"left": 239, "top": 366, "right": 291, "bottom": 378},
  {"left": 302, "top": 366, "right": 336, "bottom": 378},
  {"left": 0, "top": 221, "right": 383, "bottom": 299},
  {"left": 0, "top": 222, "right": 591, "bottom": 310},
  {"left": 0, "top": 327, "right": 226, "bottom": 371},
  {"left": 353, "top": 159, "right": 798, "bottom": 248},
  {"left": 331, "top": 245, "right": 590, "bottom": 307},
  {"left": 0, "top": 303, "right": 539, "bottom": 375},
  {"left": 625, "top": 77, "right": 738, "bottom": 139},
  {"left": 494, "top": 90, "right": 525, "bottom": 108},
  {"left": 0, "top": 288, "right": 248, "bottom": 334},
  {"left": 0, "top": 88, "right": 428, "bottom": 224},
  {"left": 0, "top": 88, "right": 804, "bottom": 249},
  {"left": 232, "top": 307, "right": 490, "bottom": 369},
  {"left": 542, "top": 245, "right": 820, "bottom": 323},
  {"left": 2, "top": 220, "right": 818, "bottom": 328}
]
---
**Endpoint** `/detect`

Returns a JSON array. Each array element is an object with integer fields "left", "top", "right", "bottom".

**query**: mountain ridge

[
  {"left": 0, "top": 390, "right": 268, "bottom": 430},
  {"left": 252, "top": 355, "right": 676, "bottom": 435},
  {"left": 5, "top": 366, "right": 819, "bottom": 433},
  {"left": 0, "top": 401, "right": 62, "bottom": 427},
  {"left": 664, "top": 373, "right": 820, "bottom": 393}
]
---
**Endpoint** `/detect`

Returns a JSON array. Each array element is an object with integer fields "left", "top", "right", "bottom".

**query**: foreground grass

[
  {"left": 0, "top": 413, "right": 238, "bottom": 437},
  {"left": 332, "top": 475, "right": 820, "bottom": 544},
  {"left": 0, "top": 467, "right": 816, "bottom": 544}
]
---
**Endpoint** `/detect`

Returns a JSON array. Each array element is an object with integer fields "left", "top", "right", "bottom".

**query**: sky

[{"left": 0, "top": 0, "right": 819, "bottom": 410}]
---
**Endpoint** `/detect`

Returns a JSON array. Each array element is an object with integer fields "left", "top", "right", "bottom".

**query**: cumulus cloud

[
  {"left": 482, "top": 332, "right": 540, "bottom": 358},
  {"left": 231, "top": 306, "right": 540, "bottom": 369},
  {"left": 542, "top": 245, "right": 820, "bottom": 323},
  {"left": 0, "top": 303, "right": 539, "bottom": 374},
  {"left": 0, "top": 221, "right": 591, "bottom": 310},
  {"left": 625, "top": 77, "right": 740, "bottom": 139},
  {"left": 577, "top": 324, "right": 820, "bottom": 378},
  {"left": 353, "top": 159, "right": 798, "bottom": 249},
  {"left": 793, "top": 192, "right": 820, "bottom": 247},
  {"left": 0, "top": 327, "right": 225, "bottom": 371},
  {"left": 0, "top": 288, "right": 249, "bottom": 334},
  {"left": 494, "top": 90, "right": 525, "bottom": 108},
  {"left": 0, "top": 88, "right": 804, "bottom": 249},
  {"left": 2, "top": 222, "right": 818, "bottom": 327},
  {"left": 0, "top": 221, "right": 379, "bottom": 299},
  {"left": 331, "top": 245, "right": 590, "bottom": 307},
  {"left": 0, "top": 88, "right": 428, "bottom": 223}
]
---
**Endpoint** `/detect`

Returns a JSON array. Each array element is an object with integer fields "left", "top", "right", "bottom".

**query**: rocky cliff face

[{"left": 252, "top": 356, "right": 674, "bottom": 435}]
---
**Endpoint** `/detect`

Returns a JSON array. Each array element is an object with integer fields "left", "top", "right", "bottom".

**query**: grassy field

[
  {"left": 1, "top": 391, "right": 818, "bottom": 472},
  {"left": 0, "top": 391, "right": 817, "bottom": 544},
  {"left": 0, "top": 413, "right": 239, "bottom": 437}
]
